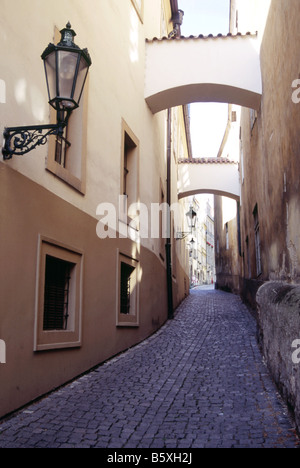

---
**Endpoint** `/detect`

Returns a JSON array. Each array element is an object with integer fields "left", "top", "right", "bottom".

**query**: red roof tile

[
  {"left": 178, "top": 158, "right": 238, "bottom": 165},
  {"left": 146, "top": 32, "right": 257, "bottom": 43}
]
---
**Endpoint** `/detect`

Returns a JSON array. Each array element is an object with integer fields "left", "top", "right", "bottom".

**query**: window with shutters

[
  {"left": 43, "top": 256, "right": 74, "bottom": 331},
  {"left": 120, "top": 262, "right": 135, "bottom": 316},
  {"left": 35, "top": 237, "right": 83, "bottom": 351}
]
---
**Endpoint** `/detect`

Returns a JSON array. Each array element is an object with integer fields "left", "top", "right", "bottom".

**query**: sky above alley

[{"left": 178, "top": 0, "right": 230, "bottom": 158}]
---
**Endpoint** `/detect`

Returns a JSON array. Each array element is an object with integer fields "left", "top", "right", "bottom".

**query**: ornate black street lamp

[
  {"left": 2, "top": 22, "right": 92, "bottom": 160},
  {"left": 176, "top": 206, "right": 197, "bottom": 240}
]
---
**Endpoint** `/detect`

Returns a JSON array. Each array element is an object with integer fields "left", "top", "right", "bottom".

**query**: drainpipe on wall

[
  {"left": 169, "top": 0, "right": 184, "bottom": 37},
  {"left": 166, "top": 108, "right": 174, "bottom": 319},
  {"left": 165, "top": 2, "right": 184, "bottom": 320}
]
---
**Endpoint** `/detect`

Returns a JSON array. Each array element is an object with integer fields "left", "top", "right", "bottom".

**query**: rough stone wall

[
  {"left": 257, "top": 282, "right": 300, "bottom": 431},
  {"left": 240, "top": 0, "right": 300, "bottom": 286},
  {"left": 249, "top": 1, "right": 300, "bottom": 432}
]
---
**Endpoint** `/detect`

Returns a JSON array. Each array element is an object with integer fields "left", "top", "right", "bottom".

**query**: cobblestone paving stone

[{"left": 0, "top": 287, "right": 299, "bottom": 448}]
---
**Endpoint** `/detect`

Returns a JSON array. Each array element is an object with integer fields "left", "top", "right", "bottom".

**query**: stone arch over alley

[
  {"left": 145, "top": 31, "right": 261, "bottom": 201},
  {"left": 145, "top": 33, "right": 262, "bottom": 114},
  {"left": 177, "top": 158, "right": 240, "bottom": 201}
]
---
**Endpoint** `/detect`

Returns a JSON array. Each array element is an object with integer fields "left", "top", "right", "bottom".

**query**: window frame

[
  {"left": 46, "top": 92, "right": 88, "bottom": 194},
  {"left": 43, "top": 255, "right": 74, "bottom": 331},
  {"left": 159, "top": 182, "right": 166, "bottom": 262},
  {"left": 34, "top": 236, "right": 83, "bottom": 351},
  {"left": 253, "top": 205, "right": 262, "bottom": 277},
  {"left": 120, "top": 119, "right": 140, "bottom": 225},
  {"left": 246, "top": 235, "right": 251, "bottom": 279},
  {"left": 116, "top": 252, "right": 140, "bottom": 327},
  {"left": 225, "top": 223, "right": 229, "bottom": 250}
]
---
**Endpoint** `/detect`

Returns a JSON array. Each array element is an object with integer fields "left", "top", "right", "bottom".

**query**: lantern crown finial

[{"left": 59, "top": 22, "right": 77, "bottom": 47}]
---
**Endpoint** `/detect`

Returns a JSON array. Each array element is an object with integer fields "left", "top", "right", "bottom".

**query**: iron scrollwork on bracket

[{"left": 2, "top": 123, "right": 70, "bottom": 160}]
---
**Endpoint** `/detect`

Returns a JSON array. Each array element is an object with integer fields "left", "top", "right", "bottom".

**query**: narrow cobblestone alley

[{"left": 0, "top": 288, "right": 299, "bottom": 449}]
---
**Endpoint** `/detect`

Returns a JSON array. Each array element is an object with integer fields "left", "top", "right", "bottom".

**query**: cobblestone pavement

[{"left": 0, "top": 288, "right": 299, "bottom": 448}]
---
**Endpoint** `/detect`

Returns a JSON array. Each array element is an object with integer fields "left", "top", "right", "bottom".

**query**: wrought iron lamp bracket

[
  {"left": 2, "top": 116, "right": 70, "bottom": 160},
  {"left": 176, "top": 231, "right": 191, "bottom": 241}
]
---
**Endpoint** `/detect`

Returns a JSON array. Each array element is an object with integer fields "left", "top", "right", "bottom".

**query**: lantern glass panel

[
  {"left": 58, "top": 50, "right": 79, "bottom": 108},
  {"left": 73, "top": 55, "right": 89, "bottom": 106},
  {"left": 44, "top": 51, "right": 57, "bottom": 105},
  {"left": 186, "top": 208, "right": 196, "bottom": 229}
]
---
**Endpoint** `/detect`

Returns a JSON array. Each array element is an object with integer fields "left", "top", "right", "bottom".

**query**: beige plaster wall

[{"left": 0, "top": 0, "right": 190, "bottom": 418}]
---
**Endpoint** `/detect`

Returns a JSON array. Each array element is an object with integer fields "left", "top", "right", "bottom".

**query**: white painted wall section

[{"left": 145, "top": 35, "right": 262, "bottom": 114}]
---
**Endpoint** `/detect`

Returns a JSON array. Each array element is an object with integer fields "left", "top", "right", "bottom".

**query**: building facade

[
  {"left": 0, "top": 0, "right": 190, "bottom": 419},
  {"left": 187, "top": 196, "right": 215, "bottom": 288},
  {"left": 215, "top": 0, "right": 300, "bottom": 303},
  {"left": 214, "top": 0, "right": 300, "bottom": 428},
  {"left": 239, "top": 0, "right": 300, "bottom": 299}
]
